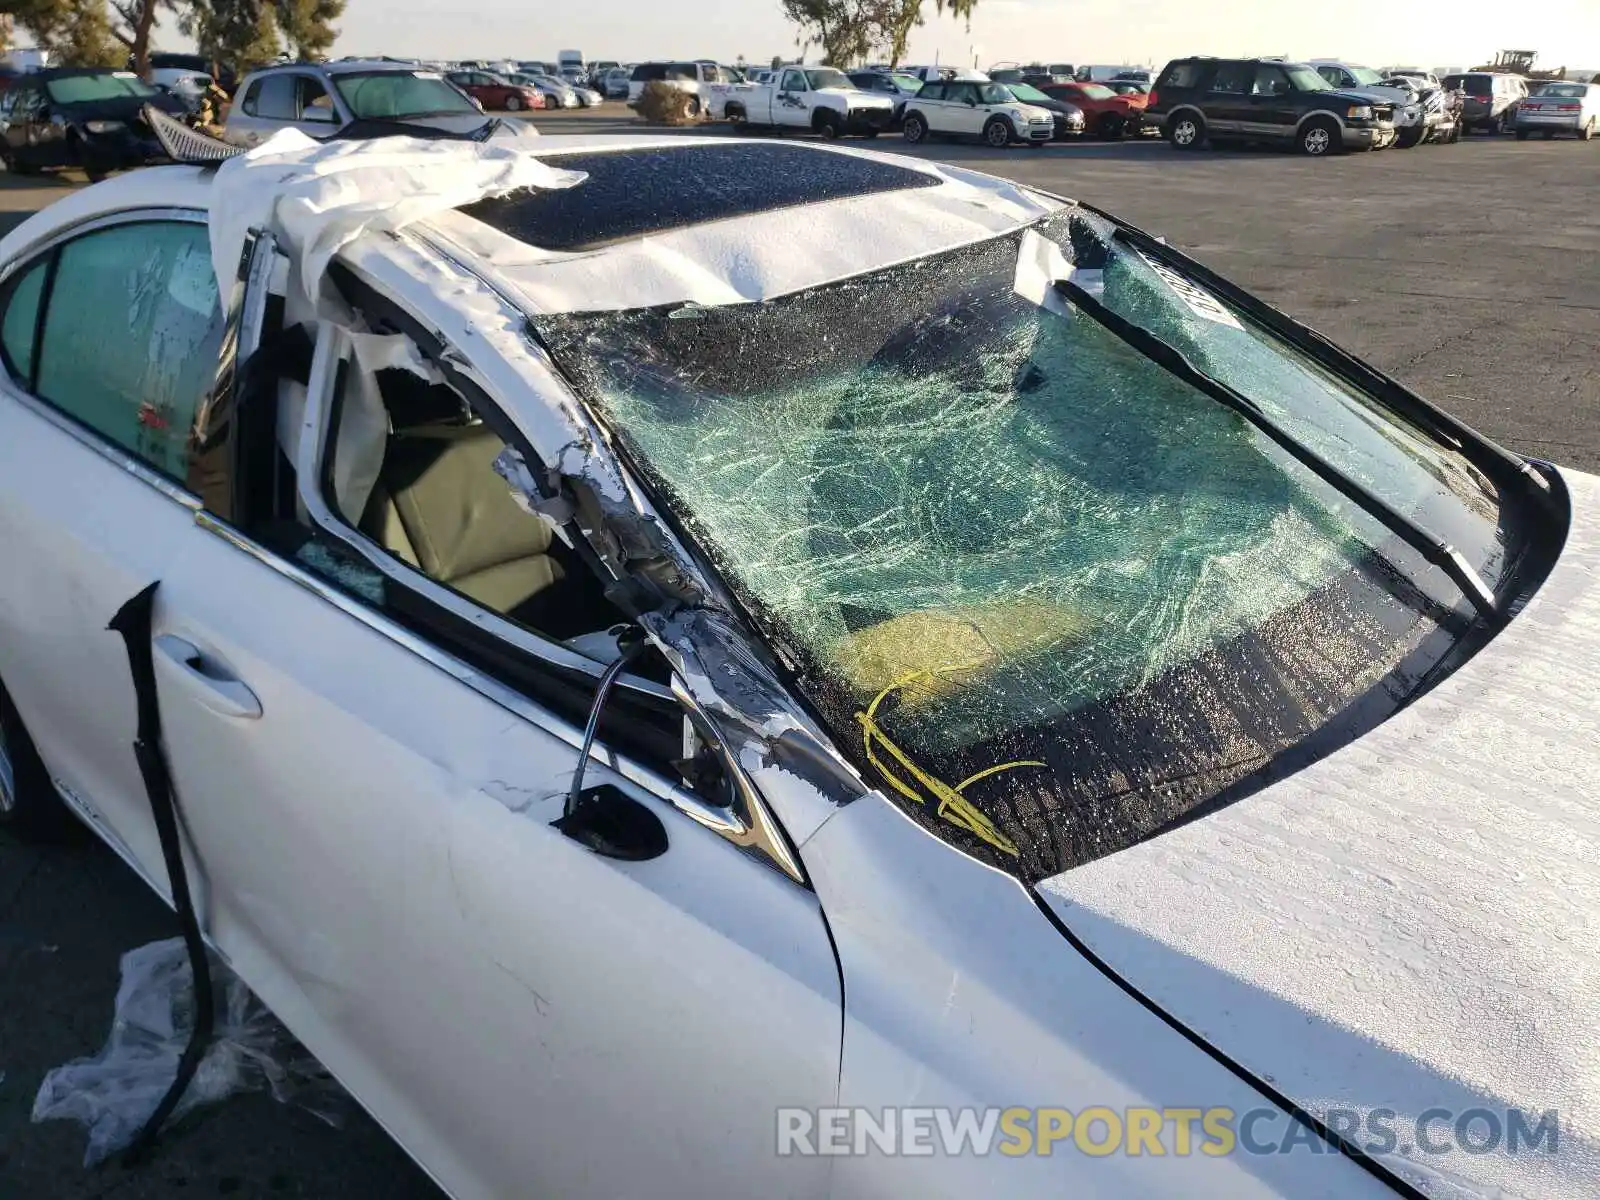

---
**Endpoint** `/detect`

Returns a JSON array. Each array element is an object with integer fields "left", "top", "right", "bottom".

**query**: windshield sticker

[
  {"left": 413, "top": 71, "right": 442, "bottom": 79},
  {"left": 113, "top": 71, "right": 138, "bottom": 79},
  {"left": 1133, "top": 246, "right": 1243, "bottom": 329}
]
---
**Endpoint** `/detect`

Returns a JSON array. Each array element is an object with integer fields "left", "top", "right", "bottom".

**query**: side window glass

[
  {"left": 1252, "top": 67, "right": 1290, "bottom": 96},
  {"left": 781, "top": 71, "right": 805, "bottom": 92},
  {"left": 920, "top": 83, "right": 945, "bottom": 101},
  {"left": 298, "top": 76, "right": 336, "bottom": 121},
  {"left": 240, "top": 80, "right": 261, "bottom": 116},
  {"left": 253, "top": 74, "right": 297, "bottom": 120},
  {"left": 1159, "top": 62, "right": 1201, "bottom": 90},
  {"left": 1209, "top": 63, "right": 1252, "bottom": 94},
  {"left": 34, "top": 222, "right": 224, "bottom": 482},
  {"left": 0, "top": 260, "right": 47, "bottom": 385}
]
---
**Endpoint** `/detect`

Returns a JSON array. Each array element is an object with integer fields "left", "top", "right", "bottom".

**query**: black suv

[{"left": 1147, "top": 57, "right": 1398, "bottom": 155}]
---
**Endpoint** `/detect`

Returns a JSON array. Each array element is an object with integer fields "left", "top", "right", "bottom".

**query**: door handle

[{"left": 153, "top": 634, "right": 263, "bottom": 720}]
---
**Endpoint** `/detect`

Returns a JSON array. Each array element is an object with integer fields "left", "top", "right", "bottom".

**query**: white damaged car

[{"left": 0, "top": 123, "right": 1595, "bottom": 1200}]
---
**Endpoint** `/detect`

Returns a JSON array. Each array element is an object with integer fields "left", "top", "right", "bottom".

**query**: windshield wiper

[
  {"left": 1051, "top": 276, "right": 1501, "bottom": 624},
  {"left": 1096, "top": 224, "right": 1555, "bottom": 509}
]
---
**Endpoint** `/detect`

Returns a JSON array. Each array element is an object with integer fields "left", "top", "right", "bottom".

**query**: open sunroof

[{"left": 458, "top": 142, "right": 942, "bottom": 253}]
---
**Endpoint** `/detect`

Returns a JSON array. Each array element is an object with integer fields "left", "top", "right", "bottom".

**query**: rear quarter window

[{"left": 1157, "top": 61, "right": 1204, "bottom": 90}]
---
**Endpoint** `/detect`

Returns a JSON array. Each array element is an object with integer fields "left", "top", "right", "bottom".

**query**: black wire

[
  {"left": 565, "top": 627, "right": 649, "bottom": 817},
  {"left": 107, "top": 583, "right": 216, "bottom": 1168}
]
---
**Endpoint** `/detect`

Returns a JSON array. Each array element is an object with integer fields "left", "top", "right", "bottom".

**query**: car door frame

[
  {"left": 776, "top": 66, "right": 810, "bottom": 127},
  {"left": 1200, "top": 60, "right": 1254, "bottom": 136},
  {"left": 142, "top": 232, "right": 842, "bottom": 1199},
  {"left": 0, "top": 203, "right": 230, "bottom": 876},
  {"left": 1248, "top": 63, "right": 1300, "bottom": 139}
]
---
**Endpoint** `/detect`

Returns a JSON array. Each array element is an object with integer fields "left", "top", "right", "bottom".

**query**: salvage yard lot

[{"left": 1, "top": 106, "right": 1595, "bottom": 1198}]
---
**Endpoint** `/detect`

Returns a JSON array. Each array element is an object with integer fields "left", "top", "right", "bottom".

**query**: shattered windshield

[{"left": 533, "top": 209, "right": 1522, "bottom": 880}]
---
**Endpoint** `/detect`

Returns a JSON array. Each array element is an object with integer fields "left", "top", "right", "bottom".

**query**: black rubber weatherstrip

[
  {"left": 1030, "top": 892, "right": 1431, "bottom": 1199},
  {"left": 108, "top": 582, "right": 216, "bottom": 1166}
]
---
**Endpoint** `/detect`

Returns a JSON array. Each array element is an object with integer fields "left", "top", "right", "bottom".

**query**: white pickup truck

[{"left": 707, "top": 64, "right": 898, "bottom": 138}]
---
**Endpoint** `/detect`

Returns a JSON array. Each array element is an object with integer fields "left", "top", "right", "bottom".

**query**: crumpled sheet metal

[
  {"left": 32, "top": 938, "right": 344, "bottom": 1167},
  {"left": 206, "top": 128, "right": 587, "bottom": 321},
  {"left": 423, "top": 152, "right": 1067, "bottom": 316}
]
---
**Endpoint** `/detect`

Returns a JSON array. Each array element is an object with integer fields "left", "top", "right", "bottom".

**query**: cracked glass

[{"left": 533, "top": 210, "right": 1526, "bottom": 879}]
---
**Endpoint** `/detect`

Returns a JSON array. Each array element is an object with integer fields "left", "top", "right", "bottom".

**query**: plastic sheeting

[
  {"left": 32, "top": 938, "right": 344, "bottom": 1167},
  {"left": 206, "top": 128, "right": 587, "bottom": 320}
]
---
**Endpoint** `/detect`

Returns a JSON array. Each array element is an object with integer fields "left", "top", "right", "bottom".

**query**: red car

[
  {"left": 1042, "top": 81, "right": 1148, "bottom": 138},
  {"left": 446, "top": 70, "right": 545, "bottom": 112}
]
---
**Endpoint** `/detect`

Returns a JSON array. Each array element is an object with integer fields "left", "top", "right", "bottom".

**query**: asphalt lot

[{"left": 2, "top": 104, "right": 1597, "bottom": 1199}]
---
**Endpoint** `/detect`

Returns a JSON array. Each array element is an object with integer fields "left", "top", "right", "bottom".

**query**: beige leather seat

[{"left": 362, "top": 424, "right": 564, "bottom": 617}]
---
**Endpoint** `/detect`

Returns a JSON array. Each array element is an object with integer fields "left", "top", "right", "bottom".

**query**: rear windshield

[
  {"left": 1445, "top": 74, "right": 1493, "bottom": 95},
  {"left": 532, "top": 211, "right": 1541, "bottom": 881},
  {"left": 45, "top": 72, "right": 157, "bottom": 104},
  {"left": 1534, "top": 83, "right": 1586, "bottom": 98}
]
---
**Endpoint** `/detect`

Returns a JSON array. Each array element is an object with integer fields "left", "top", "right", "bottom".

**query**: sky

[{"left": 323, "top": 0, "right": 1600, "bottom": 74}]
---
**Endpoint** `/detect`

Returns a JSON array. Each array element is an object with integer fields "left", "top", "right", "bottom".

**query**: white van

[{"left": 627, "top": 61, "right": 727, "bottom": 113}]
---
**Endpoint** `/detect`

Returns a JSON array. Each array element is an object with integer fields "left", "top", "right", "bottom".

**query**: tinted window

[
  {"left": 664, "top": 63, "right": 698, "bottom": 82},
  {"left": 0, "top": 261, "right": 47, "bottom": 384},
  {"left": 44, "top": 72, "right": 157, "bottom": 104},
  {"left": 250, "top": 74, "right": 298, "bottom": 120},
  {"left": 297, "top": 74, "right": 336, "bottom": 121},
  {"left": 631, "top": 64, "right": 663, "bottom": 82},
  {"left": 919, "top": 83, "right": 946, "bottom": 101},
  {"left": 33, "top": 222, "right": 224, "bottom": 481},
  {"left": 462, "top": 144, "right": 939, "bottom": 252},
  {"left": 1253, "top": 66, "right": 1292, "bottom": 96},
  {"left": 1164, "top": 61, "right": 1203, "bottom": 90},
  {"left": 1208, "top": 62, "right": 1253, "bottom": 94}
]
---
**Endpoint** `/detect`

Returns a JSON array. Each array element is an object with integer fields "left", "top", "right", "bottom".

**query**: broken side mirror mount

[{"left": 556, "top": 626, "right": 669, "bottom": 861}]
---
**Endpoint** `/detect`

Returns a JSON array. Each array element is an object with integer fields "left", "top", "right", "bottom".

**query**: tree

[
  {"left": 273, "top": 0, "right": 341, "bottom": 59},
  {"left": 180, "top": 0, "right": 280, "bottom": 75},
  {"left": 781, "top": 0, "right": 980, "bottom": 68},
  {"left": 781, "top": 0, "right": 875, "bottom": 67},
  {"left": 10, "top": 0, "right": 122, "bottom": 67},
  {"left": 108, "top": 0, "right": 177, "bottom": 75},
  {"left": 867, "top": 0, "right": 978, "bottom": 67}
]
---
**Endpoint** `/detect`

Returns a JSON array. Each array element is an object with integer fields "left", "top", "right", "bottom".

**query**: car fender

[
  {"left": 1296, "top": 107, "right": 1349, "bottom": 132},
  {"left": 1161, "top": 102, "right": 1206, "bottom": 126}
]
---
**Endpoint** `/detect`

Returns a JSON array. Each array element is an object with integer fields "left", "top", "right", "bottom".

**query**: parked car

[
  {"left": 1514, "top": 80, "right": 1600, "bottom": 139},
  {"left": 1381, "top": 74, "right": 1464, "bottom": 143},
  {"left": 1147, "top": 57, "right": 1398, "bottom": 154},
  {"left": 518, "top": 61, "right": 559, "bottom": 77},
  {"left": 448, "top": 70, "right": 543, "bottom": 112},
  {"left": 0, "top": 126, "right": 1587, "bottom": 1200},
  {"left": 1310, "top": 61, "right": 1436, "bottom": 147},
  {"left": 1001, "top": 82, "right": 1086, "bottom": 138},
  {"left": 146, "top": 51, "right": 236, "bottom": 95},
  {"left": 627, "top": 61, "right": 725, "bottom": 113},
  {"left": 1040, "top": 79, "right": 1148, "bottom": 138},
  {"left": 508, "top": 73, "right": 576, "bottom": 109},
  {"left": 711, "top": 65, "right": 895, "bottom": 138},
  {"left": 224, "top": 62, "right": 524, "bottom": 146},
  {"left": 0, "top": 68, "right": 185, "bottom": 181},
  {"left": 587, "top": 60, "right": 621, "bottom": 86},
  {"left": 1103, "top": 79, "right": 1150, "bottom": 96},
  {"left": 847, "top": 69, "right": 924, "bottom": 99},
  {"left": 901, "top": 78, "right": 1054, "bottom": 146},
  {"left": 602, "top": 67, "right": 632, "bottom": 99},
  {"left": 1383, "top": 66, "right": 1441, "bottom": 89},
  {"left": 1441, "top": 71, "right": 1525, "bottom": 133}
]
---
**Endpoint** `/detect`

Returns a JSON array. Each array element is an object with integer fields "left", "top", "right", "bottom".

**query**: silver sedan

[{"left": 1515, "top": 81, "right": 1600, "bottom": 140}]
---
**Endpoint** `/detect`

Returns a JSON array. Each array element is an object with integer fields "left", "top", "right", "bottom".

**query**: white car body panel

[
  {"left": 0, "top": 166, "right": 843, "bottom": 1200},
  {"left": 0, "top": 140, "right": 1590, "bottom": 1200},
  {"left": 1039, "top": 466, "right": 1600, "bottom": 1200},
  {"left": 802, "top": 793, "right": 1394, "bottom": 1197}
]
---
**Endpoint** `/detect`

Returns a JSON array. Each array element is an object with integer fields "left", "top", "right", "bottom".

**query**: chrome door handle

[{"left": 153, "top": 634, "right": 263, "bottom": 720}]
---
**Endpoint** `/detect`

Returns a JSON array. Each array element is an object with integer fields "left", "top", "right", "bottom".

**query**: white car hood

[{"left": 1039, "top": 465, "right": 1599, "bottom": 1200}]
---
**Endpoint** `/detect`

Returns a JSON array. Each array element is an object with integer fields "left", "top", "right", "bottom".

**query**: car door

[
  {"left": 143, "top": 248, "right": 843, "bottom": 1200},
  {"left": 775, "top": 67, "right": 810, "bottom": 127},
  {"left": 1248, "top": 63, "right": 1300, "bottom": 138},
  {"left": 229, "top": 73, "right": 302, "bottom": 145},
  {"left": 911, "top": 81, "right": 945, "bottom": 130},
  {"left": 936, "top": 81, "right": 975, "bottom": 134},
  {"left": 0, "top": 209, "right": 227, "bottom": 877},
  {"left": 1201, "top": 60, "right": 1254, "bottom": 135}
]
